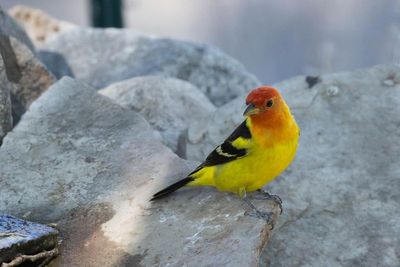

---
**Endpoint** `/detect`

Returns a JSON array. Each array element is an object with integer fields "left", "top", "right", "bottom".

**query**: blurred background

[{"left": 3, "top": 0, "right": 400, "bottom": 84}]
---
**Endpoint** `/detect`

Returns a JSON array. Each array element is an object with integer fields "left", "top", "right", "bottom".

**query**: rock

[
  {"left": 9, "top": 5, "right": 76, "bottom": 47},
  {"left": 39, "top": 27, "right": 260, "bottom": 106},
  {"left": 99, "top": 76, "right": 216, "bottom": 154},
  {"left": 0, "top": 34, "right": 56, "bottom": 124},
  {"left": 0, "top": 77, "right": 278, "bottom": 266},
  {"left": 186, "top": 64, "right": 400, "bottom": 266},
  {"left": 0, "top": 64, "right": 12, "bottom": 143},
  {"left": 0, "top": 214, "right": 59, "bottom": 265},
  {"left": 185, "top": 93, "right": 245, "bottom": 161},
  {"left": 0, "top": 5, "right": 34, "bottom": 52},
  {"left": 261, "top": 65, "right": 400, "bottom": 266}
]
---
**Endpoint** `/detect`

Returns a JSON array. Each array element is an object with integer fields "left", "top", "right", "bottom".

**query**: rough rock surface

[
  {"left": 39, "top": 27, "right": 260, "bottom": 106},
  {"left": 9, "top": 5, "right": 76, "bottom": 47},
  {"left": 0, "top": 77, "right": 278, "bottom": 266},
  {"left": 0, "top": 63, "right": 12, "bottom": 142},
  {"left": 186, "top": 64, "right": 400, "bottom": 266},
  {"left": 185, "top": 93, "right": 246, "bottom": 162},
  {"left": 100, "top": 76, "right": 216, "bottom": 154},
  {"left": 0, "top": 215, "right": 59, "bottom": 265},
  {"left": 0, "top": 5, "right": 34, "bottom": 52},
  {"left": 0, "top": 34, "right": 55, "bottom": 123}
]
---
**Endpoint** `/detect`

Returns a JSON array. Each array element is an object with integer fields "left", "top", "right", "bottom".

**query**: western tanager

[{"left": 152, "top": 86, "right": 300, "bottom": 225}]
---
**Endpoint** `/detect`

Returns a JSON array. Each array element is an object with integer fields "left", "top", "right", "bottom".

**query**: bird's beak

[{"left": 243, "top": 103, "right": 259, "bottom": 116}]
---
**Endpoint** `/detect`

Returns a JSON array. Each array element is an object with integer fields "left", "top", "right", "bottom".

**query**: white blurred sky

[{"left": 3, "top": 0, "right": 400, "bottom": 84}]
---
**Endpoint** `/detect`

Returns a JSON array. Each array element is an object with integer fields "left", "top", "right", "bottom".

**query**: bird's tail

[{"left": 150, "top": 177, "right": 194, "bottom": 201}]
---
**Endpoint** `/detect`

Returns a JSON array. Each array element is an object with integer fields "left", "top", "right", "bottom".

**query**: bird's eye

[{"left": 266, "top": 99, "right": 273, "bottom": 108}]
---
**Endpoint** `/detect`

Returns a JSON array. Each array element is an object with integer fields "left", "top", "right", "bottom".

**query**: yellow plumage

[
  {"left": 152, "top": 86, "right": 300, "bottom": 205},
  {"left": 188, "top": 105, "right": 299, "bottom": 198}
]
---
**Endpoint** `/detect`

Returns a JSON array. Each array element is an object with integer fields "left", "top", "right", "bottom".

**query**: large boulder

[
  {"left": 0, "top": 34, "right": 55, "bottom": 124},
  {"left": 39, "top": 27, "right": 260, "bottom": 106},
  {"left": 185, "top": 64, "right": 400, "bottom": 266},
  {"left": 0, "top": 5, "right": 34, "bottom": 52},
  {"left": 0, "top": 77, "right": 279, "bottom": 266},
  {"left": 99, "top": 76, "right": 216, "bottom": 154},
  {"left": 262, "top": 65, "right": 400, "bottom": 266}
]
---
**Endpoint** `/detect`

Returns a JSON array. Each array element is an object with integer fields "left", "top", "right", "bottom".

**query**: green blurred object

[{"left": 91, "top": 0, "right": 123, "bottom": 28}]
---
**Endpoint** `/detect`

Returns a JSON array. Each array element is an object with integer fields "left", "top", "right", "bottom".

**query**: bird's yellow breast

[
  {"left": 214, "top": 135, "right": 298, "bottom": 194},
  {"left": 190, "top": 124, "right": 299, "bottom": 196}
]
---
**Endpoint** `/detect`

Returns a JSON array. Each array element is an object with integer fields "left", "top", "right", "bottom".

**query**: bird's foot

[
  {"left": 242, "top": 196, "right": 275, "bottom": 229},
  {"left": 246, "top": 209, "right": 275, "bottom": 229},
  {"left": 254, "top": 189, "right": 283, "bottom": 214}
]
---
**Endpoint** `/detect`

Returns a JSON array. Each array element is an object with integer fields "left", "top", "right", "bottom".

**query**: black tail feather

[{"left": 151, "top": 177, "right": 194, "bottom": 201}]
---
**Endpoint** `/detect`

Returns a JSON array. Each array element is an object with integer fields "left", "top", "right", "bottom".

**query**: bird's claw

[
  {"left": 255, "top": 189, "right": 283, "bottom": 214},
  {"left": 246, "top": 210, "right": 275, "bottom": 229}
]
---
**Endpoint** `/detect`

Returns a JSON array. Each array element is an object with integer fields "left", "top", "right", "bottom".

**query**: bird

[{"left": 151, "top": 86, "right": 300, "bottom": 225}]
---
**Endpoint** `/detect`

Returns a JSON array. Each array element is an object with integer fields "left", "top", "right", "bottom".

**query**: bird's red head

[
  {"left": 243, "top": 86, "right": 291, "bottom": 129},
  {"left": 244, "top": 86, "right": 297, "bottom": 145},
  {"left": 244, "top": 86, "right": 281, "bottom": 114}
]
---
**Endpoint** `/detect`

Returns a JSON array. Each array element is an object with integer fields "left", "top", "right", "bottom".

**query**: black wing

[{"left": 189, "top": 120, "right": 252, "bottom": 175}]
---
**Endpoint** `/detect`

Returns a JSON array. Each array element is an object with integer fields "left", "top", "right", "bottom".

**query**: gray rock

[
  {"left": 0, "top": 5, "right": 34, "bottom": 52},
  {"left": 0, "top": 77, "right": 278, "bottom": 266},
  {"left": 0, "top": 34, "right": 55, "bottom": 123},
  {"left": 37, "top": 50, "right": 74, "bottom": 78},
  {"left": 0, "top": 214, "right": 59, "bottom": 265},
  {"left": 39, "top": 27, "right": 260, "bottom": 106},
  {"left": 262, "top": 65, "right": 400, "bottom": 266},
  {"left": 0, "top": 61, "right": 12, "bottom": 142},
  {"left": 99, "top": 76, "right": 216, "bottom": 154},
  {"left": 185, "top": 93, "right": 245, "bottom": 161},
  {"left": 186, "top": 64, "right": 400, "bottom": 266}
]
